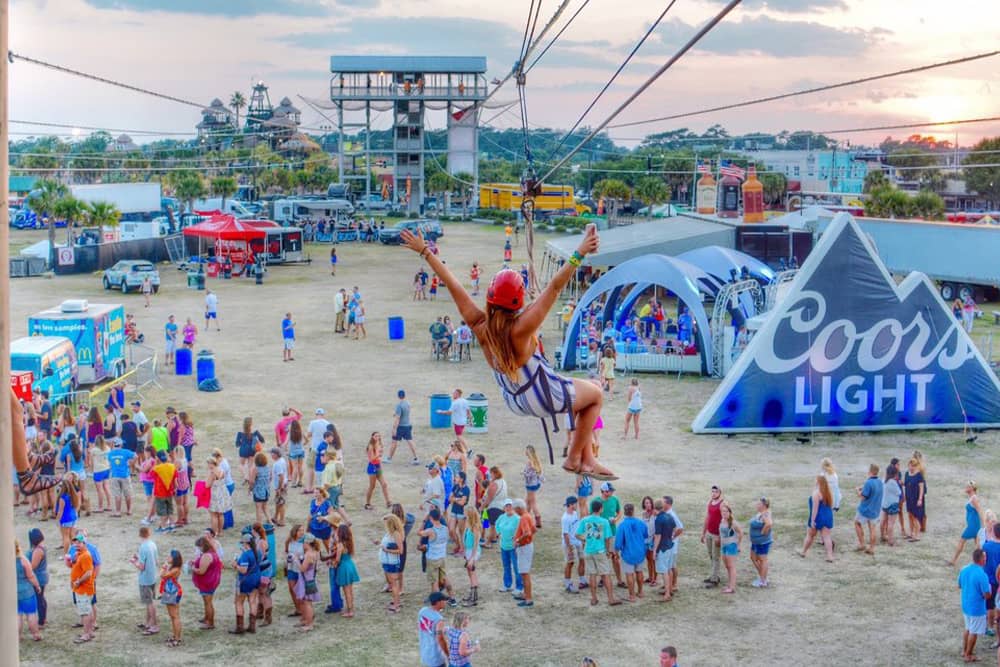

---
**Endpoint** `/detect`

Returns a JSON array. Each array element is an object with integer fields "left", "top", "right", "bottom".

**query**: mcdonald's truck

[
  {"left": 28, "top": 301, "right": 127, "bottom": 384},
  {"left": 11, "top": 337, "right": 77, "bottom": 398}
]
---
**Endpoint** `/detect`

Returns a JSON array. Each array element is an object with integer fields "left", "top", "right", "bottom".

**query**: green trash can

[
  {"left": 467, "top": 393, "right": 488, "bottom": 434},
  {"left": 187, "top": 270, "right": 205, "bottom": 290}
]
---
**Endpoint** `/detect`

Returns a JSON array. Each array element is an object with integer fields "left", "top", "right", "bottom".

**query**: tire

[
  {"left": 102, "top": 276, "right": 111, "bottom": 290},
  {"left": 959, "top": 284, "right": 975, "bottom": 302},
  {"left": 120, "top": 280, "right": 129, "bottom": 293},
  {"left": 940, "top": 282, "right": 956, "bottom": 301}
]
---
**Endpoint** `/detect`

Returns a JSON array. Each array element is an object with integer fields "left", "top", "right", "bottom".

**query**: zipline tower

[{"left": 330, "top": 56, "right": 487, "bottom": 212}]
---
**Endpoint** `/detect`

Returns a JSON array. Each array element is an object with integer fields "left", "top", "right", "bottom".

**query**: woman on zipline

[
  {"left": 11, "top": 391, "right": 62, "bottom": 495},
  {"left": 401, "top": 225, "right": 616, "bottom": 480}
]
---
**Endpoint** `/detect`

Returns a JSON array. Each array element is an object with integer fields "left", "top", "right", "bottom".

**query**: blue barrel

[
  {"left": 388, "top": 316, "right": 405, "bottom": 340},
  {"left": 175, "top": 348, "right": 193, "bottom": 376},
  {"left": 196, "top": 350, "right": 216, "bottom": 384},
  {"left": 430, "top": 394, "right": 452, "bottom": 429}
]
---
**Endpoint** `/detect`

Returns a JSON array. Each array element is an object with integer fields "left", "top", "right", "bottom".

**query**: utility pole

[{"left": 0, "top": 1, "right": 19, "bottom": 662}]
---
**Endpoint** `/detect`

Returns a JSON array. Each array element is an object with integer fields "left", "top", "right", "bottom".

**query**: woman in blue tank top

[{"left": 949, "top": 481, "right": 983, "bottom": 566}]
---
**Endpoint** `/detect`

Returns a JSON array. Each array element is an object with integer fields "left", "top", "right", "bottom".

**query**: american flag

[
  {"left": 696, "top": 160, "right": 711, "bottom": 174},
  {"left": 719, "top": 160, "right": 746, "bottom": 179}
]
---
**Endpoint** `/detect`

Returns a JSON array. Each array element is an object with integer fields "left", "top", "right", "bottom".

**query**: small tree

[
  {"left": 634, "top": 176, "right": 670, "bottom": 215},
  {"left": 174, "top": 174, "right": 206, "bottom": 213},
  {"left": 910, "top": 189, "right": 945, "bottom": 220},
  {"left": 211, "top": 176, "right": 238, "bottom": 209},
  {"left": 29, "top": 178, "right": 69, "bottom": 268},
  {"left": 52, "top": 196, "right": 86, "bottom": 245},
  {"left": 592, "top": 178, "right": 631, "bottom": 217},
  {"left": 230, "top": 91, "right": 247, "bottom": 130},
  {"left": 863, "top": 169, "right": 890, "bottom": 194},
  {"left": 964, "top": 137, "right": 1000, "bottom": 206}
]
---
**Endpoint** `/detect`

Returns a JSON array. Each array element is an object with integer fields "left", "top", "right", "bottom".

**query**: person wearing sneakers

[
  {"left": 388, "top": 390, "right": 418, "bottom": 465},
  {"left": 513, "top": 499, "right": 536, "bottom": 607},
  {"left": 576, "top": 498, "right": 621, "bottom": 607},
  {"left": 561, "top": 496, "right": 588, "bottom": 594},
  {"left": 494, "top": 499, "right": 522, "bottom": 596},
  {"left": 598, "top": 482, "right": 625, "bottom": 589},
  {"left": 701, "top": 485, "right": 724, "bottom": 588},
  {"left": 129, "top": 526, "right": 159, "bottom": 637}
]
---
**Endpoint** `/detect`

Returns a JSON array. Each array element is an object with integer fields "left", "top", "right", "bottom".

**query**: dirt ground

[{"left": 10, "top": 223, "right": 1000, "bottom": 666}]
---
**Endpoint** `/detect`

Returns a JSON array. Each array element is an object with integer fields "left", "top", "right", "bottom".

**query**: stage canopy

[
  {"left": 545, "top": 219, "right": 734, "bottom": 268},
  {"left": 677, "top": 246, "right": 775, "bottom": 286},
  {"left": 559, "top": 254, "right": 716, "bottom": 373}
]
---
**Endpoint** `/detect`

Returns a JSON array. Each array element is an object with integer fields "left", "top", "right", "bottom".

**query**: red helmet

[{"left": 486, "top": 269, "right": 525, "bottom": 311}]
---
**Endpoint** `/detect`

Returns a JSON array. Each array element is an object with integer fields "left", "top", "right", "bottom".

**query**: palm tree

[
  {"left": 174, "top": 174, "right": 206, "bottom": 214},
  {"left": 453, "top": 172, "right": 474, "bottom": 218},
  {"left": 86, "top": 201, "right": 121, "bottom": 231},
  {"left": 52, "top": 196, "right": 86, "bottom": 246},
  {"left": 27, "top": 179, "right": 69, "bottom": 269},
  {"left": 210, "top": 176, "right": 239, "bottom": 210},
  {"left": 230, "top": 91, "right": 247, "bottom": 130},
  {"left": 634, "top": 176, "right": 670, "bottom": 216}
]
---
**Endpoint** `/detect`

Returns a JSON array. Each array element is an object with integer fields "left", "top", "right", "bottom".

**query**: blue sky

[{"left": 9, "top": 0, "right": 1000, "bottom": 146}]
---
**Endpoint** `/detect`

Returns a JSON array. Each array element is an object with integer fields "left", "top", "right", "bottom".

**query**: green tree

[
  {"left": 453, "top": 171, "right": 474, "bottom": 217},
  {"left": 910, "top": 189, "right": 945, "bottom": 220},
  {"left": 633, "top": 176, "right": 670, "bottom": 214},
  {"left": 211, "top": 176, "right": 238, "bottom": 209},
  {"left": 52, "top": 196, "right": 86, "bottom": 246},
  {"left": 865, "top": 185, "right": 911, "bottom": 218},
  {"left": 174, "top": 174, "right": 206, "bottom": 213},
  {"left": 758, "top": 171, "right": 787, "bottom": 207},
  {"left": 28, "top": 179, "right": 69, "bottom": 269},
  {"left": 230, "top": 91, "right": 247, "bottom": 130},
  {"left": 592, "top": 178, "right": 631, "bottom": 217},
  {"left": 863, "top": 169, "right": 890, "bottom": 194},
  {"left": 85, "top": 201, "right": 121, "bottom": 229},
  {"left": 963, "top": 137, "right": 1000, "bottom": 205}
]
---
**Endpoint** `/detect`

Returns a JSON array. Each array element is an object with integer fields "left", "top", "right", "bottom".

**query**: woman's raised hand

[
  {"left": 576, "top": 224, "right": 599, "bottom": 257},
  {"left": 400, "top": 229, "right": 427, "bottom": 255}
]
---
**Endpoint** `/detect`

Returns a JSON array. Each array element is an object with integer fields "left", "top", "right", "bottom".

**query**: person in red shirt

[
  {"left": 701, "top": 485, "right": 724, "bottom": 587},
  {"left": 151, "top": 451, "right": 178, "bottom": 532},
  {"left": 513, "top": 499, "right": 537, "bottom": 607},
  {"left": 69, "top": 533, "right": 96, "bottom": 643}
]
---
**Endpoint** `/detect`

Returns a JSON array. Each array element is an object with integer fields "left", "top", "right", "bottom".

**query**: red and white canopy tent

[{"left": 183, "top": 215, "right": 266, "bottom": 268}]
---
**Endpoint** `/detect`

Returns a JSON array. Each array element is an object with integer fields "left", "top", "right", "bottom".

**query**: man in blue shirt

[
  {"left": 163, "top": 315, "right": 178, "bottom": 368},
  {"left": 106, "top": 440, "right": 136, "bottom": 516},
  {"left": 983, "top": 523, "right": 1000, "bottom": 636},
  {"left": 614, "top": 503, "right": 649, "bottom": 602},
  {"left": 853, "top": 464, "right": 883, "bottom": 555},
  {"left": 282, "top": 312, "right": 295, "bottom": 362},
  {"left": 959, "top": 548, "right": 992, "bottom": 661}
]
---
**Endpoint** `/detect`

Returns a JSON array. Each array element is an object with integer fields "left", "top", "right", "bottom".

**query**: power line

[
  {"left": 819, "top": 115, "right": 1000, "bottom": 135},
  {"left": 608, "top": 49, "right": 1000, "bottom": 130},
  {"left": 551, "top": 0, "right": 678, "bottom": 159},
  {"left": 525, "top": 0, "right": 591, "bottom": 74},
  {"left": 540, "top": 0, "right": 744, "bottom": 183},
  {"left": 10, "top": 119, "right": 195, "bottom": 136}
]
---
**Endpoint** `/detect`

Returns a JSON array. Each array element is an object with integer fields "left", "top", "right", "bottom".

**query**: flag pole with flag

[{"left": 719, "top": 159, "right": 746, "bottom": 180}]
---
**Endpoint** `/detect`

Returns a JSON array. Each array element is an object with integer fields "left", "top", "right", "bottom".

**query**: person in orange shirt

[
  {"left": 151, "top": 451, "right": 178, "bottom": 532},
  {"left": 69, "top": 533, "right": 96, "bottom": 643},
  {"left": 513, "top": 499, "right": 537, "bottom": 607}
]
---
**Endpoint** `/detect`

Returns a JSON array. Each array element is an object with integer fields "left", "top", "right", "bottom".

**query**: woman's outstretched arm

[
  {"left": 514, "top": 224, "right": 598, "bottom": 338},
  {"left": 401, "top": 230, "right": 485, "bottom": 328}
]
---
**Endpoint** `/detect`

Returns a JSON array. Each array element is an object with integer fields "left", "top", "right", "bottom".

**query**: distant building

[
  {"left": 736, "top": 149, "right": 870, "bottom": 195},
  {"left": 196, "top": 98, "right": 235, "bottom": 146},
  {"left": 105, "top": 134, "right": 139, "bottom": 153}
]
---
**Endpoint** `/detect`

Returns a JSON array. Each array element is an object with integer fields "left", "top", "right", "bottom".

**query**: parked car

[
  {"left": 379, "top": 219, "right": 444, "bottom": 245},
  {"left": 102, "top": 260, "right": 160, "bottom": 293},
  {"left": 356, "top": 195, "right": 391, "bottom": 211}
]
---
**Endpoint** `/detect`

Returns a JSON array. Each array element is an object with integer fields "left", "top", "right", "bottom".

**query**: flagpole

[
  {"left": 691, "top": 152, "right": 698, "bottom": 210},
  {"left": 0, "top": 1, "right": 19, "bottom": 663}
]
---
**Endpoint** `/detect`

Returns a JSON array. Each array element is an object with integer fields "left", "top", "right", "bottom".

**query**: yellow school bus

[{"left": 479, "top": 183, "right": 591, "bottom": 215}]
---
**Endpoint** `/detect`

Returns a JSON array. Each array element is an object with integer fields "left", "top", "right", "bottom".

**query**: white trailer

[
  {"left": 71, "top": 183, "right": 161, "bottom": 216},
  {"left": 272, "top": 198, "right": 354, "bottom": 224}
]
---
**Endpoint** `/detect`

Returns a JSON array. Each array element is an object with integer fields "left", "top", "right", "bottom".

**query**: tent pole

[{"left": 0, "top": 2, "right": 20, "bottom": 662}]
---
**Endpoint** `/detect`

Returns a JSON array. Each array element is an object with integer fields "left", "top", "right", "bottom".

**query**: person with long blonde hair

[
  {"left": 820, "top": 457, "right": 842, "bottom": 511},
  {"left": 401, "top": 225, "right": 615, "bottom": 480},
  {"left": 949, "top": 481, "right": 984, "bottom": 566},
  {"left": 88, "top": 435, "right": 112, "bottom": 513},
  {"left": 522, "top": 445, "right": 545, "bottom": 529},
  {"left": 718, "top": 502, "right": 742, "bottom": 594},
  {"left": 798, "top": 475, "right": 835, "bottom": 562},
  {"left": 904, "top": 456, "right": 927, "bottom": 541},
  {"left": 364, "top": 432, "right": 392, "bottom": 510},
  {"left": 461, "top": 504, "right": 482, "bottom": 607},
  {"left": 379, "top": 514, "right": 404, "bottom": 613},
  {"left": 55, "top": 477, "right": 79, "bottom": 552}
]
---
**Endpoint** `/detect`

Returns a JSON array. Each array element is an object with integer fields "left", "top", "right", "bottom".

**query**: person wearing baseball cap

[
  {"left": 418, "top": 591, "right": 449, "bottom": 666},
  {"left": 69, "top": 532, "right": 97, "bottom": 643},
  {"left": 495, "top": 499, "right": 522, "bottom": 595},
  {"left": 561, "top": 496, "right": 587, "bottom": 593}
]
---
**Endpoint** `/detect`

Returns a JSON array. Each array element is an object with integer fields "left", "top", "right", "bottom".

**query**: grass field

[{"left": 10, "top": 222, "right": 1000, "bottom": 666}]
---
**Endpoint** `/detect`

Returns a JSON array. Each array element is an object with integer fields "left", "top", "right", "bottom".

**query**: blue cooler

[
  {"left": 430, "top": 394, "right": 452, "bottom": 429},
  {"left": 388, "top": 316, "right": 405, "bottom": 340},
  {"left": 196, "top": 350, "right": 216, "bottom": 384},
  {"left": 175, "top": 348, "right": 193, "bottom": 375}
]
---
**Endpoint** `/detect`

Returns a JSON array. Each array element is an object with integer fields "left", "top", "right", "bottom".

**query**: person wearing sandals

[
  {"left": 880, "top": 464, "right": 903, "bottom": 547},
  {"left": 950, "top": 481, "right": 984, "bottom": 566},
  {"left": 380, "top": 514, "right": 405, "bottom": 614},
  {"left": 333, "top": 524, "right": 360, "bottom": 618},
  {"left": 230, "top": 533, "right": 260, "bottom": 635},
  {"left": 718, "top": 503, "right": 742, "bottom": 594},
  {"left": 15, "top": 539, "right": 43, "bottom": 642},
  {"left": 448, "top": 472, "right": 471, "bottom": 556},
  {"left": 191, "top": 536, "right": 221, "bottom": 630},
  {"left": 130, "top": 526, "right": 159, "bottom": 637},
  {"left": 159, "top": 550, "right": 183, "bottom": 647},
  {"left": 749, "top": 498, "right": 773, "bottom": 588},
  {"left": 69, "top": 533, "right": 96, "bottom": 644},
  {"left": 576, "top": 499, "right": 621, "bottom": 607},
  {"left": 294, "top": 534, "right": 322, "bottom": 632},
  {"left": 391, "top": 503, "right": 415, "bottom": 594},
  {"left": 284, "top": 524, "right": 306, "bottom": 616},
  {"left": 799, "top": 476, "right": 836, "bottom": 562},
  {"left": 364, "top": 432, "right": 392, "bottom": 510},
  {"left": 248, "top": 451, "right": 272, "bottom": 524},
  {"left": 309, "top": 488, "right": 335, "bottom": 552}
]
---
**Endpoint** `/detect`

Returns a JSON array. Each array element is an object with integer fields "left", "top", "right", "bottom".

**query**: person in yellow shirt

[
  {"left": 320, "top": 449, "right": 350, "bottom": 526},
  {"left": 559, "top": 300, "right": 576, "bottom": 332}
]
